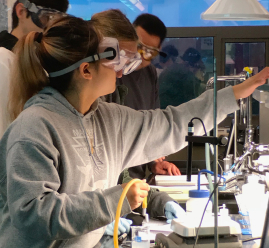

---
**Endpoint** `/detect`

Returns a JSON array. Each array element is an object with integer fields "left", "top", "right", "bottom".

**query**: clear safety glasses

[
  {"left": 19, "top": 0, "right": 66, "bottom": 29},
  {"left": 49, "top": 37, "right": 120, "bottom": 78},
  {"left": 137, "top": 41, "right": 167, "bottom": 61},
  {"left": 112, "top": 50, "right": 142, "bottom": 75}
]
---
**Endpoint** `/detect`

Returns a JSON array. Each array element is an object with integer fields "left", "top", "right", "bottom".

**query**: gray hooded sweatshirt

[{"left": 0, "top": 86, "right": 238, "bottom": 248}]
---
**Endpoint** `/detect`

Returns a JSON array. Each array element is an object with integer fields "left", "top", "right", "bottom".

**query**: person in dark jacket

[{"left": 102, "top": 13, "right": 181, "bottom": 181}]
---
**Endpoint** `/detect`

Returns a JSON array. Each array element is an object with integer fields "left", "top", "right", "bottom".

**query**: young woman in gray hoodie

[{"left": 0, "top": 14, "right": 268, "bottom": 248}]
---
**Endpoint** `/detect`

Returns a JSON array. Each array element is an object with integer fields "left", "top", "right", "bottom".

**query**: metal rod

[
  {"left": 226, "top": 121, "right": 235, "bottom": 158},
  {"left": 247, "top": 95, "right": 253, "bottom": 130},
  {"left": 213, "top": 57, "right": 219, "bottom": 248},
  {"left": 206, "top": 73, "right": 248, "bottom": 90},
  {"left": 234, "top": 111, "right": 238, "bottom": 160}
]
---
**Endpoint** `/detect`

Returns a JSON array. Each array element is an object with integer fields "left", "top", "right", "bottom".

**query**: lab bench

[{"left": 93, "top": 214, "right": 259, "bottom": 248}]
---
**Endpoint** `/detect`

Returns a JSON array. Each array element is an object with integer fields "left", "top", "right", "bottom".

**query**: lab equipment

[
  {"left": 155, "top": 231, "right": 242, "bottom": 248},
  {"left": 142, "top": 196, "right": 149, "bottom": 223},
  {"left": 165, "top": 170, "right": 241, "bottom": 243},
  {"left": 185, "top": 170, "right": 224, "bottom": 220},
  {"left": 131, "top": 225, "right": 150, "bottom": 248}
]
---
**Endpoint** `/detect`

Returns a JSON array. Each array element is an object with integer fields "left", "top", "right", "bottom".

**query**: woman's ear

[
  {"left": 79, "top": 63, "right": 93, "bottom": 80},
  {"left": 16, "top": 3, "right": 28, "bottom": 20}
]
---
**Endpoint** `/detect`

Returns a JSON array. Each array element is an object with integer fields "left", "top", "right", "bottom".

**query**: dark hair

[
  {"left": 9, "top": 16, "right": 99, "bottom": 120},
  {"left": 180, "top": 47, "right": 201, "bottom": 67},
  {"left": 133, "top": 13, "right": 167, "bottom": 45},
  {"left": 160, "top": 45, "right": 178, "bottom": 63},
  {"left": 12, "top": 0, "right": 69, "bottom": 29},
  {"left": 91, "top": 9, "right": 138, "bottom": 42}
]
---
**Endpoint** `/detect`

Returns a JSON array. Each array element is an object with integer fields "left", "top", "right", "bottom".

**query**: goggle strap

[
  {"left": 19, "top": 0, "right": 39, "bottom": 13},
  {"left": 49, "top": 51, "right": 114, "bottom": 78}
]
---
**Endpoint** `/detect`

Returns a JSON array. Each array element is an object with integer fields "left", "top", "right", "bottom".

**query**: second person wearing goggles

[
  {"left": 92, "top": 9, "right": 184, "bottom": 233},
  {"left": 97, "top": 12, "right": 180, "bottom": 177}
]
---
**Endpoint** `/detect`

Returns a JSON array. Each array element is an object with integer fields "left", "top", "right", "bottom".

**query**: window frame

[{"left": 167, "top": 26, "right": 269, "bottom": 76}]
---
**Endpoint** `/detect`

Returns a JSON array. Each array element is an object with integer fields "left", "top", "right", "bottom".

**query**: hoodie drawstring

[{"left": 78, "top": 115, "right": 99, "bottom": 169}]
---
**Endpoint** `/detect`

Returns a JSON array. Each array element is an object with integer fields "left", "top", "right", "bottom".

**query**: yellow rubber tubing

[{"left": 113, "top": 178, "right": 147, "bottom": 248}]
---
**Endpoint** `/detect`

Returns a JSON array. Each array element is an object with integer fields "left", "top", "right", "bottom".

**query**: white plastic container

[
  {"left": 241, "top": 175, "right": 267, "bottom": 244},
  {"left": 186, "top": 189, "right": 212, "bottom": 221},
  {"left": 242, "top": 175, "right": 265, "bottom": 197}
]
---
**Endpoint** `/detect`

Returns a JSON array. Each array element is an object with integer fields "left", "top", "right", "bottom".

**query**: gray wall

[{"left": 0, "top": 0, "right": 8, "bottom": 32}]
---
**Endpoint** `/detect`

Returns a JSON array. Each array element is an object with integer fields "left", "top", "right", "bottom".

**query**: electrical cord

[
  {"left": 193, "top": 178, "right": 221, "bottom": 248},
  {"left": 190, "top": 117, "right": 207, "bottom": 136},
  {"left": 189, "top": 117, "right": 223, "bottom": 247},
  {"left": 242, "top": 237, "right": 261, "bottom": 242}
]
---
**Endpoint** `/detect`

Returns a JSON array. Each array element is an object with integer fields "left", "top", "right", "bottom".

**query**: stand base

[
  {"left": 155, "top": 232, "right": 242, "bottom": 248},
  {"left": 171, "top": 215, "right": 241, "bottom": 237}
]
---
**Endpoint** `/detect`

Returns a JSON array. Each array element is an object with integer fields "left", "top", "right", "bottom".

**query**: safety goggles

[
  {"left": 137, "top": 41, "right": 167, "bottom": 61},
  {"left": 94, "top": 38, "right": 141, "bottom": 75},
  {"left": 112, "top": 50, "right": 142, "bottom": 75},
  {"left": 19, "top": 0, "right": 66, "bottom": 29},
  {"left": 49, "top": 37, "right": 120, "bottom": 78}
]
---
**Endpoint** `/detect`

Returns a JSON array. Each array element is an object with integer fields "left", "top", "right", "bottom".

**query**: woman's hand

[
  {"left": 121, "top": 180, "right": 150, "bottom": 210},
  {"left": 233, "top": 67, "right": 269, "bottom": 100}
]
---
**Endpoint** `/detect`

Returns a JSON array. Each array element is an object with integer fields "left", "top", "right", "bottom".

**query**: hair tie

[{"left": 35, "top": 32, "right": 43, "bottom": 43}]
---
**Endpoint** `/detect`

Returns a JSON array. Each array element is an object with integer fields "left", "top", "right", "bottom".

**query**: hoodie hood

[
  {"left": 24, "top": 86, "right": 100, "bottom": 161},
  {"left": 24, "top": 86, "right": 99, "bottom": 118},
  {"left": 0, "top": 31, "right": 18, "bottom": 51}
]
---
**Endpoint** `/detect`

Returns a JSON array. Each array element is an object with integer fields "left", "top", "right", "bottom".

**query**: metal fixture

[
  {"left": 201, "top": 0, "right": 269, "bottom": 21},
  {"left": 206, "top": 69, "right": 250, "bottom": 160}
]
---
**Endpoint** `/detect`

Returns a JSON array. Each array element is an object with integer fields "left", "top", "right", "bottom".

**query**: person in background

[
  {"left": 103, "top": 13, "right": 180, "bottom": 182},
  {"left": 159, "top": 47, "right": 206, "bottom": 109},
  {"left": 92, "top": 9, "right": 185, "bottom": 236},
  {"left": 0, "top": 0, "right": 69, "bottom": 138},
  {"left": 0, "top": 0, "right": 69, "bottom": 226},
  {"left": 154, "top": 44, "right": 179, "bottom": 76},
  {"left": 0, "top": 13, "right": 268, "bottom": 247}
]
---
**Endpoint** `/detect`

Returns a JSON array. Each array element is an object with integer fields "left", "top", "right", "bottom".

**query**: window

[
  {"left": 153, "top": 37, "right": 214, "bottom": 108},
  {"left": 68, "top": 0, "right": 269, "bottom": 27}
]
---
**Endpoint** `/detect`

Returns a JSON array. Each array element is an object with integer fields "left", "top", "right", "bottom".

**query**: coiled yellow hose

[{"left": 113, "top": 178, "right": 147, "bottom": 248}]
